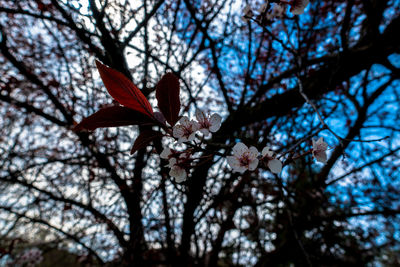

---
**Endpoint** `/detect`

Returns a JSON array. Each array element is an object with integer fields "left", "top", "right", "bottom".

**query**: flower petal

[
  {"left": 173, "top": 125, "right": 184, "bottom": 138},
  {"left": 169, "top": 166, "right": 187, "bottom": 182},
  {"left": 261, "top": 146, "right": 273, "bottom": 157},
  {"left": 195, "top": 109, "right": 206, "bottom": 122},
  {"left": 232, "top": 142, "right": 248, "bottom": 156},
  {"left": 160, "top": 148, "right": 171, "bottom": 159},
  {"left": 175, "top": 174, "right": 186, "bottom": 183},
  {"left": 191, "top": 120, "right": 200, "bottom": 131},
  {"left": 168, "top": 158, "right": 177, "bottom": 168},
  {"left": 268, "top": 159, "right": 282, "bottom": 174},
  {"left": 248, "top": 146, "right": 259, "bottom": 159},
  {"left": 209, "top": 114, "right": 222, "bottom": 132},
  {"left": 177, "top": 136, "right": 187, "bottom": 144},
  {"left": 179, "top": 116, "right": 190, "bottom": 126},
  {"left": 188, "top": 132, "right": 197, "bottom": 142},
  {"left": 236, "top": 166, "right": 247, "bottom": 173},
  {"left": 199, "top": 128, "right": 211, "bottom": 136},
  {"left": 227, "top": 156, "right": 240, "bottom": 169},
  {"left": 249, "top": 158, "right": 259, "bottom": 171}
]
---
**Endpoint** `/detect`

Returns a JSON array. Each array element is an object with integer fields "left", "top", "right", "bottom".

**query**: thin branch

[{"left": 121, "top": 0, "right": 164, "bottom": 48}]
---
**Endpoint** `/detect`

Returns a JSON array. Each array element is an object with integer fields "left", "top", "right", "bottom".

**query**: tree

[{"left": 0, "top": 0, "right": 399, "bottom": 266}]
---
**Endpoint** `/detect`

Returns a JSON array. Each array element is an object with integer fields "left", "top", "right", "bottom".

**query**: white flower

[
  {"left": 242, "top": 5, "right": 254, "bottom": 22},
  {"left": 169, "top": 165, "right": 187, "bottom": 183},
  {"left": 172, "top": 116, "right": 200, "bottom": 143},
  {"left": 17, "top": 248, "right": 43, "bottom": 267},
  {"left": 165, "top": 152, "right": 191, "bottom": 183},
  {"left": 262, "top": 146, "right": 283, "bottom": 174},
  {"left": 312, "top": 137, "right": 328, "bottom": 163},
  {"left": 227, "top": 142, "right": 259, "bottom": 173},
  {"left": 167, "top": 157, "right": 177, "bottom": 168},
  {"left": 290, "top": 0, "right": 309, "bottom": 15},
  {"left": 160, "top": 147, "right": 172, "bottom": 159},
  {"left": 195, "top": 110, "right": 222, "bottom": 136}
]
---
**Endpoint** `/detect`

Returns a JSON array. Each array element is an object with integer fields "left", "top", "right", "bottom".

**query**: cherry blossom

[
  {"left": 312, "top": 137, "right": 328, "bottom": 163},
  {"left": 169, "top": 163, "right": 187, "bottom": 183},
  {"left": 160, "top": 147, "right": 173, "bottom": 159},
  {"left": 290, "top": 0, "right": 309, "bottom": 15},
  {"left": 172, "top": 116, "right": 200, "bottom": 143},
  {"left": 262, "top": 146, "right": 283, "bottom": 174},
  {"left": 16, "top": 248, "right": 43, "bottom": 267},
  {"left": 227, "top": 142, "right": 259, "bottom": 173},
  {"left": 161, "top": 147, "right": 190, "bottom": 183},
  {"left": 195, "top": 110, "right": 222, "bottom": 136},
  {"left": 168, "top": 154, "right": 192, "bottom": 183}
]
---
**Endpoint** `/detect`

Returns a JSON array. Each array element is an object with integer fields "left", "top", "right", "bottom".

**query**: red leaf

[
  {"left": 37, "top": 2, "right": 46, "bottom": 11},
  {"left": 130, "top": 130, "right": 163, "bottom": 155},
  {"left": 74, "top": 106, "right": 155, "bottom": 132},
  {"left": 156, "top": 73, "right": 181, "bottom": 126},
  {"left": 95, "top": 60, "right": 154, "bottom": 117},
  {"left": 153, "top": 111, "right": 166, "bottom": 125}
]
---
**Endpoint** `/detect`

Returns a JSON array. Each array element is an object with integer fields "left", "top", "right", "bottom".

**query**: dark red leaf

[
  {"left": 130, "top": 130, "right": 163, "bottom": 155},
  {"left": 153, "top": 111, "right": 166, "bottom": 125},
  {"left": 74, "top": 106, "right": 155, "bottom": 132},
  {"left": 37, "top": 2, "right": 46, "bottom": 11},
  {"left": 156, "top": 73, "right": 180, "bottom": 126},
  {"left": 95, "top": 60, "right": 154, "bottom": 117}
]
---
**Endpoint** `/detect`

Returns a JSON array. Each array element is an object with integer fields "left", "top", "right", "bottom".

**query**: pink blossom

[
  {"left": 261, "top": 146, "right": 283, "bottom": 174},
  {"left": 312, "top": 137, "right": 328, "bottom": 163},
  {"left": 160, "top": 147, "right": 173, "bottom": 159},
  {"left": 169, "top": 163, "right": 187, "bottom": 183},
  {"left": 172, "top": 116, "right": 200, "bottom": 143},
  {"left": 227, "top": 142, "right": 259, "bottom": 173},
  {"left": 162, "top": 149, "right": 190, "bottom": 183},
  {"left": 195, "top": 110, "right": 222, "bottom": 136}
]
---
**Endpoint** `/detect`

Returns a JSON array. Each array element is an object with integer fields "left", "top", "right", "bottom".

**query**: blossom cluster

[
  {"left": 161, "top": 148, "right": 192, "bottom": 183},
  {"left": 16, "top": 248, "right": 43, "bottom": 267},
  {"left": 242, "top": 0, "right": 310, "bottom": 24},
  {"left": 227, "top": 137, "right": 328, "bottom": 174},
  {"left": 162, "top": 107, "right": 329, "bottom": 181},
  {"left": 227, "top": 142, "right": 283, "bottom": 174},
  {"left": 162, "top": 110, "right": 222, "bottom": 182},
  {"left": 172, "top": 110, "right": 222, "bottom": 143}
]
